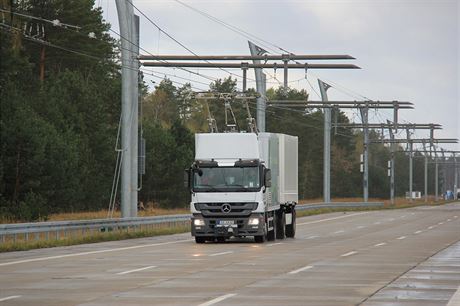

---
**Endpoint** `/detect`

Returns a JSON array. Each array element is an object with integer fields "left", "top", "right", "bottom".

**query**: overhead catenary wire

[
  {"left": 2, "top": 7, "right": 223, "bottom": 88},
  {"left": 126, "top": 0, "right": 254, "bottom": 84},
  {"left": 0, "top": 22, "right": 208, "bottom": 92}
]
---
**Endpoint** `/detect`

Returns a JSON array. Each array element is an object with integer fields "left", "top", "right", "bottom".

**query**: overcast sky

[{"left": 101, "top": 0, "right": 459, "bottom": 151}]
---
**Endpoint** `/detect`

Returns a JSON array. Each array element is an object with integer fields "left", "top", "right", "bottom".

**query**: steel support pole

[
  {"left": 435, "top": 159, "right": 439, "bottom": 201},
  {"left": 408, "top": 141, "right": 413, "bottom": 202},
  {"left": 388, "top": 122, "right": 395, "bottom": 205},
  {"left": 248, "top": 41, "right": 267, "bottom": 132},
  {"left": 424, "top": 154, "right": 428, "bottom": 202},
  {"left": 130, "top": 14, "right": 139, "bottom": 217},
  {"left": 390, "top": 144, "right": 395, "bottom": 205},
  {"left": 454, "top": 156, "right": 458, "bottom": 200},
  {"left": 361, "top": 106, "right": 369, "bottom": 202},
  {"left": 283, "top": 56, "right": 288, "bottom": 90},
  {"left": 318, "top": 80, "right": 331, "bottom": 203},
  {"left": 116, "top": 0, "right": 134, "bottom": 218},
  {"left": 242, "top": 68, "right": 247, "bottom": 92}
]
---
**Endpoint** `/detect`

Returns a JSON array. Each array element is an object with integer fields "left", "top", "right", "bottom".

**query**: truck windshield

[{"left": 193, "top": 167, "right": 260, "bottom": 192}]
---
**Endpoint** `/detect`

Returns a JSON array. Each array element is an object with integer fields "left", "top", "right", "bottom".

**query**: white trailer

[{"left": 185, "top": 132, "right": 298, "bottom": 243}]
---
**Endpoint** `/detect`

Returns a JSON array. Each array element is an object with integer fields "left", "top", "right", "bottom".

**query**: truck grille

[{"left": 194, "top": 202, "right": 258, "bottom": 217}]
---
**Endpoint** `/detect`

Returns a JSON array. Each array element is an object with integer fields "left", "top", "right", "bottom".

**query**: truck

[{"left": 184, "top": 132, "right": 298, "bottom": 243}]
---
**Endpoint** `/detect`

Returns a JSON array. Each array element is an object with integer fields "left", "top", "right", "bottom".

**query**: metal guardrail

[
  {"left": 0, "top": 202, "right": 383, "bottom": 243},
  {"left": 0, "top": 214, "right": 190, "bottom": 243}
]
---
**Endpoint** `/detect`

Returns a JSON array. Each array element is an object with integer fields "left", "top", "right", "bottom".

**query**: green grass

[
  {"left": 296, "top": 200, "right": 455, "bottom": 218},
  {"left": 0, "top": 224, "right": 190, "bottom": 253}
]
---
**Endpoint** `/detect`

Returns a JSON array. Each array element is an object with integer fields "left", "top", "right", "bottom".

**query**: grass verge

[
  {"left": 0, "top": 224, "right": 189, "bottom": 253},
  {"left": 296, "top": 199, "right": 455, "bottom": 218}
]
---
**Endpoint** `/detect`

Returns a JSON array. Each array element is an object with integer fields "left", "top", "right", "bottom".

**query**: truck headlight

[
  {"left": 194, "top": 219, "right": 205, "bottom": 226},
  {"left": 248, "top": 217, "right": 259, "bottom": 225}
]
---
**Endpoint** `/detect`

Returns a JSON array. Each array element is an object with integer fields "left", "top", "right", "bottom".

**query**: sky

[{"left": 99, "top": 0, "right": 459, "bottom": 151}]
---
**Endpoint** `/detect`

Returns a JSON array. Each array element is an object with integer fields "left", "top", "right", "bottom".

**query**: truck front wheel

[
  {"left": 195, "top": 237, "right": 206, "bottom": 243},
  {"left": 254, "top": 235, "right": 265, "bottom": 243}
]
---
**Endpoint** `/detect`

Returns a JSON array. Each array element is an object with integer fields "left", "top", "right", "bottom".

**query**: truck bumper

[{"left": 191, "top": 213, "right": 264, "bottom": 238}]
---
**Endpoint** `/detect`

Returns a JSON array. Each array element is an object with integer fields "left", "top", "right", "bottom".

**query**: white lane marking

[
  {"left": 304, "top": 235, "right": 319, "bottom": 239},
  {"left": 341, "top": 251, "right": 358, "bottom": 257},
  {"left": 388, "top": 218, "right": 395, "bottom": 221},
  {"left": 428, "top": 226, "right": 435, "bottom": 229},
  {"left": 447, "top": 281, "right": 460, "bottom": 306},
  {"left": 356, "top": 225, "right": 366, "bottom": 229},
  {"left": 288, "top": 265, "right": 313, "bottom": 274},
  {"left": 297, "top": 212, "right": 367, "bottom": 226},
  {"left": 374, "top": 222, "right": 381, "bottom": 225},
  {"left": 0, "top": 239, "right": 192, "bottom": 267},
  {"left": 397, "top": 236, "right": 406, "bottom": 240},
  {"left": 267, "top": 242, "right": 283, "bottom": 247},
  {"left": 333, "top": 230, "right": 345, "bottom": 234},
  {"left": 117, "top": 265, "right": 157, "bottom": 275},
  {"left": 438, "top": 222, "right": 444, "bottom": 225},
  {"left": 447, "top": 219, "right": 452, "bottom": 222},
  {"left": 414, "top": 230, "right": 423, "bottom": 234},
  {"left": 454, "top": 216, "right": 458, "bottom": 218},
  {"left": 400, "top": 215, "right": 406, "bottom": 218},
  {"left": 198, "top": 293, "right": 237, "bottom": 306},
  {"left": 0, "top": 296, "right": 21, "bottom": 302},
  {"left": 411, "top": 213, "right": 416, "bottom": 215},
  {"left": 209, "top": 251, "right": 233, "bottom": 257},
  {"left": 374, "top": 242, "right": 386, "bottom": 247}
]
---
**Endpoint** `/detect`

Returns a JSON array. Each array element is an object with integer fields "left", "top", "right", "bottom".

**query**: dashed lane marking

[
  {"left": 288, "top": 265, "right": 313, "bottom": 274},
  {"left": 0, "top": 296, "right": 21, "bottom": 302},
  {"left": 117, "top": 265, "right": 157, "bottom": 275},
  {"left": 267, "top": 243, "right": 283, "bottom": 247},
  {"left": 374, "top": 242, "right": 386, "bottom": 247},
  {"left": 341, "top": 251, "right": 358, "bottom": 257},
  {"left": 198, "top": 293, "right": 237, "bottom": 306},
  {"left": 209, "top": 251, "right": 233, "bottom": 257}
]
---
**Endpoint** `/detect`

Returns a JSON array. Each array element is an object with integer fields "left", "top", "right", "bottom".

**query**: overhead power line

[{"left": 125, "top": 0, "right": 253, "bottom": 83}]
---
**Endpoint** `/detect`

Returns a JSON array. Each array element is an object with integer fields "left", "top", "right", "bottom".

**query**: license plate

[{"left": 218, "top": 220, "right": 234, "bottom": 225}]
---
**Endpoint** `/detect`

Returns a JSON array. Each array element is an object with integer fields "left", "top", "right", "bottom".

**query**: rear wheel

[
  {"left": 276, "top": 210, "right": 286, "bottom": 239},
  {"left": 195, "top": 236, "right": 206, "bottom": 244},
  {"left": 285, "top": 208, "right": 296, "bottom": 238},
  {"left": 267, "top": 213, "right": 276, "bottom": 241}
]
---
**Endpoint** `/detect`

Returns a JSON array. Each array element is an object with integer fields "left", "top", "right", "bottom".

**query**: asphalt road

[{"left": 0, "top": 202, "right": 459, "bottom": 306}]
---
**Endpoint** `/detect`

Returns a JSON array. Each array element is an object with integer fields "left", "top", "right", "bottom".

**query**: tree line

[{"left": 0, "top": 0, "right": 441, "bottom": 221}]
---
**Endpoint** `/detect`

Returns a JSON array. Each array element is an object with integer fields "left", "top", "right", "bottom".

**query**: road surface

[{"left": 0, "top": 202, "right": 459, "bottom": 305}]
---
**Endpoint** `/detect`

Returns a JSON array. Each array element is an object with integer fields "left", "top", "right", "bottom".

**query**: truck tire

[
  {"left": 285, "top": 208, "right": 296, "bottom": 238},
  {"left": 276, "top": 210, "right": 285, "bottom": 239},
  {"left": 254, "top": 219, "right": 268, "bottom": 243},
  {"left": 254, "top": 235, "right": 265, "bottom": 243},
  {"left": 195, "top": 236, "right": 206, "bottom": 243},
  {"left": 267, "top": 213, "right": 276, "bottom": 241}
]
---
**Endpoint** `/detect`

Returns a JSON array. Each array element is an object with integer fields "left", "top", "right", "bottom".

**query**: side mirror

[
  {"left": 184, "top": 169, "right": 191, "bottom": 188},
  {"left": 264, "top": 168, "right": 272, "bottom": 188}
]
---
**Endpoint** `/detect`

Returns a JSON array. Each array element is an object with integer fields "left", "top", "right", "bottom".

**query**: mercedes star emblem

[{"left": 221, "top": 203, "right": 232, "bottom": 213}]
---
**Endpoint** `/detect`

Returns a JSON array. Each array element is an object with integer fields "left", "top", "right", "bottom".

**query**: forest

[{"left": 0, "top": 0, "right": 442, "bottom": 221}]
